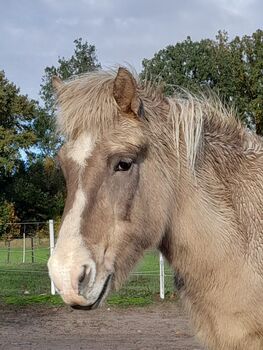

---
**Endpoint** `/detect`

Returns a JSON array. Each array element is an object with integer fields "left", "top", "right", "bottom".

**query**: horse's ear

[
  {"left": 52, "top": 76, "right": 64, "bottom": 92},
  {"left": 113, "top": 68, "right": 145, "bottom": 119}
]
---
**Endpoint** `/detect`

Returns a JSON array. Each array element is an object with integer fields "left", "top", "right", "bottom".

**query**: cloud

[{"left": 0, "top": 0, "right": 262, "bottom": 100}]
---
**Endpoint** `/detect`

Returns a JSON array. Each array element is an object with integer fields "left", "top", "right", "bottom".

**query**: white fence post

[
  {"left": 159, "top": 252, "right": 165, "bottom": 299},
  {"left": 49, "top": 219, "right": 56, "bottom": 295},
  {"left": 22, "top": 225, "right": 26, "bottom": 263}
]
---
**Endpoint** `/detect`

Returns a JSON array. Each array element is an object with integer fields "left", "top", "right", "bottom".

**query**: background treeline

[{"left": 0, "top": 30, "right": 262, "bottom": 238}]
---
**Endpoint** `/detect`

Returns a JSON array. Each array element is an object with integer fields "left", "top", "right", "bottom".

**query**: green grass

[
  {"left": 2, "top": 294, "right": 64, "bottom": 307},
  {"left": 1, "top": 294, "right": 155, "bottom": 308},
  {"left": 0, "top": 246, "right": 50, "bottom": 264},
  {"left": 0, "top": 248, "right": 175, "bottom": 307},
  {"left": 0, "top": 263, "right": 51, "bottom": 296}
]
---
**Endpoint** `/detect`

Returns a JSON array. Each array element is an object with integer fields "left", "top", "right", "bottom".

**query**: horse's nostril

[
  {"left": 78, "top": 265, "right": 87, "bottom": 284},
  {"left": 78, "top": 265, "right": 91, "bottom": 295}
]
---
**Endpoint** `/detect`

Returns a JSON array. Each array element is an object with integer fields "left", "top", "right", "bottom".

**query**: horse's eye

[{"left": 115, "top": 160, "right": 133, "bottom": 172}]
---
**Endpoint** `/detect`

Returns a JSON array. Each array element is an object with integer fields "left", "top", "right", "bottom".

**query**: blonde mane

[{"left": 55, "top": 68, "right": 261, "bottom": 171}]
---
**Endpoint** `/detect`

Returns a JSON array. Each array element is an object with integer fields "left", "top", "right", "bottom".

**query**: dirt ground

[{"left": 0, "top": 302, "right": 203, "bottom": 350}]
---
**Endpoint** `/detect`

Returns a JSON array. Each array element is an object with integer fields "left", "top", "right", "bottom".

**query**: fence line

[
  {"left": 0, "top": 221, "right": 50, "bottom": 264},
  {"left": 0, "top": 220, "right": 173, "bottom": 299},
  {"left": 1, "top": 221, "right": 48, "bottom": 225}
]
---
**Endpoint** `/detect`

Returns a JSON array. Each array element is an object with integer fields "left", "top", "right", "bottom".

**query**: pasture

[{"left": 0, "top": 242, "right": 174, "bottom": 306}]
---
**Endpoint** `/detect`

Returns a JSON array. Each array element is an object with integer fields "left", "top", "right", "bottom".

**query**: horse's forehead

[{"left": 67, "top": 133, "right": 96, "bottom": 166}]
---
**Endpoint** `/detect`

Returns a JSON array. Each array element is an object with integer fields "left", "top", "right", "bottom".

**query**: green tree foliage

[
  {"left": 141, "top": 30, "right": 263, "bottom": 135},
  {"left": 5, "top": 158, "right": 65, "bottom": 222},
  {"left": 0, "top": 71, "right": 39, "bottom": 236},
  {"left": 240, "top": 30, "right": 263, "bottom": 134},
  {"left": 0, "top": 75, "right": 61, "bottom": 229},
  {"left": 0, "top": 201, "right": 20, "bottom": 239},
  {"left": 32, "top": 106, "right": 58, "bottom": 158},
  {"left": 0, "top": 71, "right": 36, "bottom": 177}
]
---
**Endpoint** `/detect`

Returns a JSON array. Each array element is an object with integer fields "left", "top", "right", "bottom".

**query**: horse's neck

[
  {"left": 160, "top": 128, "right": 249, "bottom": 276},
  {"left": 162, "top": 184, "right": 241, "bottom": 272}
]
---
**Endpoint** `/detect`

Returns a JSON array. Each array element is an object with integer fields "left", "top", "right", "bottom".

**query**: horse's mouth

[{"left": 72, "top": 274, "right": 112, "bottom": 310}]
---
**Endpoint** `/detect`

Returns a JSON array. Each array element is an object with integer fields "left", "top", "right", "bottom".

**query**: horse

[{"left": 48, "top": 67, "right": 263, "bottom": 350}]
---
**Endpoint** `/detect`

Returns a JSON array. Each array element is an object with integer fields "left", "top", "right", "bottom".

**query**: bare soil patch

[{"left": 0, "top": 302, "right": 203, "bottom": 349}]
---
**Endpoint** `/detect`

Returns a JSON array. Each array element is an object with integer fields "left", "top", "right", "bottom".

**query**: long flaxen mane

[{"left": 55, "top": 68, "right": 263, "bottom": 173}]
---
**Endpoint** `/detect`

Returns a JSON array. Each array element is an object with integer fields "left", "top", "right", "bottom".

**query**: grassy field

[
  {"left": 0, "top": 245, "right": 175, "bottom": 306},
  {"left": 0, "top": 238, "right": 50, "bottom": 264}
]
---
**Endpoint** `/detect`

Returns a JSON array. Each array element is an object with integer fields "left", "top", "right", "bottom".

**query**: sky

[{"left": 0, "top": 0, "right": 262, "bottom": 101}]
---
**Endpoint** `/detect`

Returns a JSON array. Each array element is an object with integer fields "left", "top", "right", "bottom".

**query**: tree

[
  {"left": 141, "top": 30, "right": 263, "bottom": 135},
  {"left": 0, "top": 71, "right": 38, "bottom": 234},
  {"left": 5, "top": 158, "right": 65, "bottom": 222},
  {"left": 36, "top": 38, "right": 101, "bottom": 157},
  {"left": 0, "top": 71, "right": 36, "bottom": 177},
  {"left": 240, "top": 30, "right": 263, "bottom": 134},
  {"left": 0, "top": 72, "right": 65, "bottom": 227},
  {"left": 0, "top": 201, "right": 20, "bottom": 240}
]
